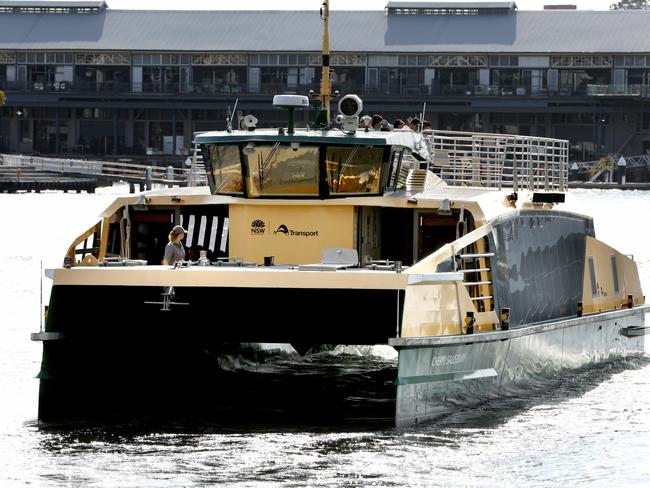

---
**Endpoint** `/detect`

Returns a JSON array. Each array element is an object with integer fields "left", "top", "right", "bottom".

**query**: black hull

[{"left": 37, "top": 284, "right": 403, "bottom": 422}]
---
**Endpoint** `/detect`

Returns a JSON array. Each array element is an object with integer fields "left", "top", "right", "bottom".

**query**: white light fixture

[{"left": 437, "top": 198, "right": 452, "bottom": 216}]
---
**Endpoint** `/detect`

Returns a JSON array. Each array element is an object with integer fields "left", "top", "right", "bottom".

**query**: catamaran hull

[
  {"left": 34, "top": 282, "right": 403, "bottom": 421},
  {"left": 391, "top": 307, "right": 647, "bottom": 428},
  {"left": 34, "top": 284, "right": 647, "bottom": 425}
]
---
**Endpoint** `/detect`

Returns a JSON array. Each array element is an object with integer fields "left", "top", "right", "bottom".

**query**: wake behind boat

[{"left": 32, "top": 1, "right": 648, "bottom": 427}]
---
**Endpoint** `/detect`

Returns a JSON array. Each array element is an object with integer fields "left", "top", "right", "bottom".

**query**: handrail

[
  {"left": 0, "top": 153, "right": 208, "bottom": 185},
  {"left": 423, "top": 130, "right": 568, "bottom": 192}
]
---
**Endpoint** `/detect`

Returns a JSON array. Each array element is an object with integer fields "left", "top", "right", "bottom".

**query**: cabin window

[
  {"left": 326, "top": 146, "right": 384, "bottom": 195},
  {"left": 245, "top": 143, "right": 320, "bottom": 197},
  {"left": 588, "top": 256, "right": 598, "bottom": 296},
  {"left": 208, "top": 144, "right": 244, "bottom": 194},
  {"left": 611, "top": 255, "right": 620, "bottom": 295}
]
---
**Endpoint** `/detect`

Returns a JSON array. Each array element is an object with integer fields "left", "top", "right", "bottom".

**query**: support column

[
  {"left": 113, "top": 110, "right": 118, "bottom": 155},
  {"left": 172, "top": 110, "right": 177, "bottom": 156},
  {"left": 55, "top": 108, "right": 60, "bottom": 154}
]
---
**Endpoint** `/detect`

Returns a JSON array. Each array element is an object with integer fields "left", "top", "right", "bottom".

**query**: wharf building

[{"left": 0, "top": 0, "right": 649, "bottom": 163}]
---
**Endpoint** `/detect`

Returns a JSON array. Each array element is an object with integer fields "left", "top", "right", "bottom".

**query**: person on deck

[
  {"left": 371, "top": 114, "right": 383, "bottom": 130},
  {"left": 408, "top": 118, "right": 420, "bottom": 132},
  {"left": 162, "top": 224, "right": 187, "bottom": 265}
]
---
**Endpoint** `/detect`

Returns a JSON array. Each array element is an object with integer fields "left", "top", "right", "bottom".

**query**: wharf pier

[
  {"left": 0, "top": 166, "right": 99, "bottom": 193},
  {"left": 568, "top": 181, "right": 650, "bottom": 190},
  {"left": 0, "top": 153, "right": 207, "bottom": 193}
]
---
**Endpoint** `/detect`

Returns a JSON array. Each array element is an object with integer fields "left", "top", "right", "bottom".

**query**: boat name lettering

[{"left": 431, "top": 353, "right": 466, "bottom": 367}]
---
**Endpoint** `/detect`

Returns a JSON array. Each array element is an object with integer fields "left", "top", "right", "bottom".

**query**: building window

[
  {"left": 488, "top": 55, "right": 519, "bottom": 67},
  {"left": 132, "top": 54, "right": 190, "bottom": 66},
  {"left": 0, "top": 52, "right": 16, "bottom": 64},
  {"left": 398, "top": 55, "right": 429, "bottom": 67},
  {"left": 17, "top": 52, "right": 72, "bottom": 64},
  {"left": 76, "top": 53, "right": 130, "bottom": 66},
  {"left": 192, "top": 54, "right": 248, "bottom": 66},
  {"left": 431, "top": 55, "right": 488, "bottom": 67},
  {"left": 329, "top": 54, "right": 367, "bottom": 66},
  {"left": 614, "top": 55, "right": 650, "bottom": 67},
  {"left": 249, "top": 54, "right": 310, "bottom": 66},
  {"left": 551, "top": 56, "right": 612, "bottom": 68}
]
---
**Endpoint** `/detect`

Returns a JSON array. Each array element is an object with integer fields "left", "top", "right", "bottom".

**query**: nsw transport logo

[
  {"left": 250, "top": 219, "right": 266, "bottom": 235},
  {"left": 274, "top": 224, "right": 289, "bottom": 235},
  {"left": 273, "top": 223, "right": 318, "bottom": 237}
]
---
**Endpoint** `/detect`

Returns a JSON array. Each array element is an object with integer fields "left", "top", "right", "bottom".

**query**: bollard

[
  {"left": 577, "top": 301, "right": 583, "bottom": 317},
  {"left": 627, "top": 294, "right": 634, "bottom": 309},
  {"left": 145, "top": 166, "right": 153, "bottom": 190}
]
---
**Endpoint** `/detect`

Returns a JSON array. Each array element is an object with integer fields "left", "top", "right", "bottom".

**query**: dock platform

[{"left": 0, "top": 167, "right": 99, "bottom": 193}]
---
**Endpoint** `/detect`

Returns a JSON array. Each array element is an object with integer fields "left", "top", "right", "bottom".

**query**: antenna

[
  {"left": 420, "top": 102, "right": 427, "bottom": 132},
  {"left": 226, "top": 98, "right": 239, "bottom": 133},
  {"left": 420, "top": 102, "right": 426, "bottom": 134},
  {"left": 308, "top": 1, "right": 332, "bottom": 126},
  {"left": 39, "top": 259, "right": 43, "bottom": 333}
]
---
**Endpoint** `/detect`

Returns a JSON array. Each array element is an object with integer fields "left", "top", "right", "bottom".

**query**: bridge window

[
  {"left": 245, "top": 143, "right": 319, "bottom": 197},
  {"left": 588, "top": 256, "right": 598, "bottom": 297},
  {"left": 207, "top": 144, "right": 243, "bottom": 194},
  {"left": 326, "top": 146, "right": 384, "bottom": 195},
  {"left": 611, "top": 255, "right": 620, "bottom": 295}
]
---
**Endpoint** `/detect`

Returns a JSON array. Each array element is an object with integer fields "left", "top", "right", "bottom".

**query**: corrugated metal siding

[{"left": 0, "top": 10, "right": 649, "bottom": 53}]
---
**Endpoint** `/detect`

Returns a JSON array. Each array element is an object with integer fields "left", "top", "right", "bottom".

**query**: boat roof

[
  {"left": 195, "top": 128, "right": 421, "bottom": 145},
  {"left": 194, "top": 128, "right": 429, "bottom": 159}
]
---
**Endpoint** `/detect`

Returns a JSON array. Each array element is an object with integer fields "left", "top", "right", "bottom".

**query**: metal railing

[
  {"left": 587, "top": 84, "right": 650, "bottom": 98},
  {"left": 423, "top": 130, "right": 568, "bottom": 191},
  {"left": 0, "top": 78, "right": 603, "bottom": 99},
  {"left": 0, "top": 153, "right": 207, "bottom": 185}
]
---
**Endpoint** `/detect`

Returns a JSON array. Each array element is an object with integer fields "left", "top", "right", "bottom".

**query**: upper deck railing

[
  {"left": 587, "top": 84, "right": 650, "bottom": 98},
  {"left": 423, "top": 130, "right": 568, "bottom": 192}
]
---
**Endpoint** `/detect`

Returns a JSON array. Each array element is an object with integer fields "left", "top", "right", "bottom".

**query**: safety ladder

[
  {"left": 188, "top": 143, "right": 209, "bottom": 187},
  {"left": 456, "top": 239, "right": 495, "bottom": 313}
]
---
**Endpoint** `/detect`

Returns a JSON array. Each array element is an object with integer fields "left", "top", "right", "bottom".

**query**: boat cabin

[{"left": 65, "top": 94, "right": 567, "bottom": 289}]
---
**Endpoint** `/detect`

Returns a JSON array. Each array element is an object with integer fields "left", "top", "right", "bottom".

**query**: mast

[{"left": 319, "top": 0, "right": 332, "bottom": 124}]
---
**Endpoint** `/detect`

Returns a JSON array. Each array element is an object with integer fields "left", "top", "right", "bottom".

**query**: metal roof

[
  {"left": 0, "top": 9, "right": 649, "bottom": 54},
  {"left": 0, "top": 1, "right": 106, "bottom": 7}
]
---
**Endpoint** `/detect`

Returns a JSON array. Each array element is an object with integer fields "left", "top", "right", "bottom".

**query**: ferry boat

[{"left": 32, "top": 2, "right": 648, "bottom": 427}]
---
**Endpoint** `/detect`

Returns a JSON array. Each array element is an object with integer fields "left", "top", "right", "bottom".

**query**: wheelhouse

[{"left": 196, "top": 131, "right": 425, "bottom": 198}]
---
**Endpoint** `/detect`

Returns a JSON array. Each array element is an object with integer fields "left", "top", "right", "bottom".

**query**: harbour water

[{"left": 1, "top": 187, "right": 649, "bottom": 487}]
